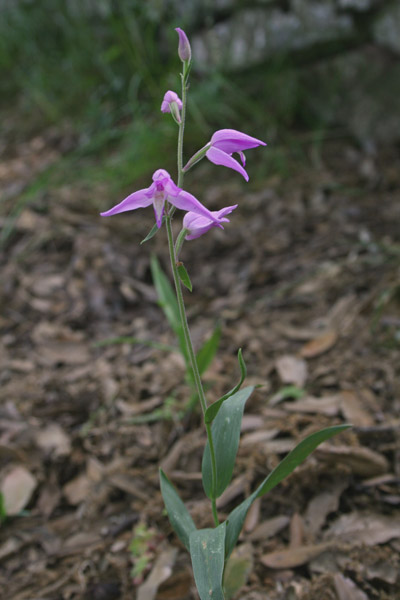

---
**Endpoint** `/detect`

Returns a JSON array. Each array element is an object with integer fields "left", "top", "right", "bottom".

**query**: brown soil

[{"left": 0, "top": 133, "right": 399, "bottom": 599}]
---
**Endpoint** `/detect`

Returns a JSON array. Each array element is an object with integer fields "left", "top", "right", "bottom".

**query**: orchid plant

[{"left": 101, "top": 27, "right": 349, "bottom": 600}]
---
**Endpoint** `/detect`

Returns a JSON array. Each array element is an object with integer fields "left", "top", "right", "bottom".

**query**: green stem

[
  {"left": 166, "top": 67, "right": 219, "bottom": 526},
  {"left": 177, "top": 72, "right": 188, "bottom": 188},
  {"left": 165, "top": 216, "right": 219, "bottom": 526}
]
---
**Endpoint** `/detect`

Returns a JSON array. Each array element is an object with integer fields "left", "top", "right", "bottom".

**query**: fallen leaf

[
  {"left": 247, "top": 515, "right": 290, "bottom": 542},
  {"left": 216, "top": 475, "right": 247, "bottom": 509},
  {"left": 315, "top": 444, "right": 389, "bottom": 477},
  {"left": 275, "top": 355, "right": 308, "bottom": 387},
  {"left": 35, "top": 341, "right": 90, "bottom": 366},
  {"left": 36, "top": 424, "right": 71, "bottom": 457},
  {"left": 261, "top": 542, "right": 333, "bottom": 569},
  {"left": 137, "top": 547, "right": 177, "bottom": 600},
  {"left": 304, "top": 479, "right": 349, "bottom": 536},
  {"left": 289, "top": 513, "right": 304, "bottom": 548},
  {"left": 300, "top": 329, "right": 338, "bottom": 358},
  {"left": 63, "top": 474, "right": 91, "bottom": 505},
  {"left": 0, "top": 465, "right": 36, "bottom": 515},
  {"left": 325, "top": 511, "right": 400, "bottom": 545},
  {"left": 283, "top": 395, "right": 340, "bottom": 416},
  {"left": 244, "top": 497, "right": 260, "bottom": 533},
  {"left": 339, "top": 391, "right": 374, "bottom": 427},
  {"left": 0, "top": 537, "right": 22, "bottom": 560},
  {"left": 333, "top": 573, "right": 368, "bottom": 600}
]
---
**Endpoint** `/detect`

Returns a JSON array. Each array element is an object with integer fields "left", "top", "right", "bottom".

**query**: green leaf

[
  {"left": 0, "top": 492, "right": 7, "bottom": 523},
  {"left": 189, "top": 523, "right": 226, "bottom": 600},
  {"left": 196, "top": 325, "right": 221, "bottom": 377},
  {"left": 140, "top": 219, "right": 165, "bottom": 244},
  {"left": 270, "top": 384, "right": 305, "bottom": 405},
  {"left": 177, "top": 262, "right": 192, "bottom": 292},
  {"left": 150, "top": 255, "right": 189, "bottom": 367},
  {"left": 224, "top": 424, "right": 351, "bottom": 558},
  {"left": 205, "top": 349, "right": 246, "bottom": 424},
  {"left": 159, "top": 469, "right": 196, "bottom": 551},
  {"left": 202, "top": 386, "right": 254, "bottom": 499}
]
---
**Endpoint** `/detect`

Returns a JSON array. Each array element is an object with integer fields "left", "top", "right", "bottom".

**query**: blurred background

[{"left": 1, "top": 0, "right": 400, "bottom": 205}]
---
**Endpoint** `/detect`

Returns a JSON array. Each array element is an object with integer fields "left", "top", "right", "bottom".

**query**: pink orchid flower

[
  {"left": 101, "top": 169, "right": 221, "bottom": 229},
  {"left": 183, "top": 204, "right": 238, "bottom": 240},
  {"left": 161, "top": 90, "right": 183, "bottom": 114},
  {"left": 206, "top": 129, "right": 266, "bottom": 181}
]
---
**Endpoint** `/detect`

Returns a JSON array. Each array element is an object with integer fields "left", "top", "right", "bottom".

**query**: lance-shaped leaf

[
  {"left": 177, "top": 262, "right": 192, "bottom": 292},
  {"left": 205, "top": 349, "right": 246, "bottom": 424},
  {"left": 224, "top": 424, "right": 351, "bottom": 558},
  {"left": 141, "top": 219, "right": 164, "bottom": 244},
  {"left": 189, "top": 523, "right": 226, "bottom": 600},
  {"left": 202, "top": 386, "right": 254, "bottom": 499},
  {"left": 159, "top": 469, "right": 196, "bottom": 551}
]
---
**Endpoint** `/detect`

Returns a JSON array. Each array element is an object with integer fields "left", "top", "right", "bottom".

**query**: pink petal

[
  {"left": 161, "top": 91, "right": 183, "bottom": 113},
  {"left": 100, "top": 189, "right": 153, "bottom": 217},
  {"left": 153, "top": 197, "right": 165, "bottom": 228},
  {"left": 170, "top": 190, "right": 222, "bottom": 224},
  {"left": 206, "top": 146, "right": 249, "bottom": 181},
  {"left": 175, "top": 28, "right": 191, "bottom": 62},
  {"left": 183, "top": 205, "right": 237, "bottom": 240},
  {"left": 210, "top": 129, "right": 266, "bottom": 154}
]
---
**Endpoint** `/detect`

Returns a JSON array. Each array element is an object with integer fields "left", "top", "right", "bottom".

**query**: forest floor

[{"left": 0, "top": 129, "right": 399, "bottom": 600}]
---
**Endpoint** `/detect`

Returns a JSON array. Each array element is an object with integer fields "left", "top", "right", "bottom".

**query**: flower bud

[
  {"left": 161, "top": 90, "right": 183, "bottom": 123},
  {"left": 175, "top": 28, "right": 191, "bottom": 63}
]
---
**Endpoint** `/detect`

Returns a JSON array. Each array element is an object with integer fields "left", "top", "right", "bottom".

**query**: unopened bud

[
  {"left": 161, "top": 90, "right": 182, "bottom": 123},
  {"left": 175, "top": 28, "right": 191, "bottom": 63}
]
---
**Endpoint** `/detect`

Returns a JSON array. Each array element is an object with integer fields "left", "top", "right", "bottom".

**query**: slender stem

[
  {"left": 165, "top": 216, "right": 207, "bottom": 417},
  {"left": 177, "top": 72, "right": 188, "bottom": 188},
  {"left": 165, "top": 215, "right": 219, "bottom": 526},
  {"left": 205, "top": 422, "right": 220, "bottom": 526}
]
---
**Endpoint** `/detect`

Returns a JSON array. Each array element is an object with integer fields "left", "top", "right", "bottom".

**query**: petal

[
  {"left": 210, "top": 129, "right": 266, "bottom": 154},
  {"left": 185, "top": 222, "right": 222, "bottom": 240},
  {"left": 213, "top": 204, "right": 238, "bottom": 219},
  {"left": 206, "top": 146, "right": 249, "bottom": 181},
  {"left": 183, "top": 213, "right": 223, "bottom": 240},
  {"left": 153, "top": 197, "right": 165, "bottom": 228},
  {"left": 175, "top": 28, "right": 191, "bottom": 62},
  {"left": 170, "top": 190, "right": 222, "bottom": 224},
  {"left": 100, "top": 188, "right": 153, "bottom": 217},
  {"left": 161, "top": 91, "right": 183, "bottom": 113},
  {"left": 183, "top": 205, "right": 237, "bottom": 240},
  {"left": 153, "top": 169, "right": 171, "bottom": 182},
  {"left": 161, "top": 100, "right": 171, "bottom": 113},
  {"left": 182, "top": 212, "right": 210, "bottom": 232},
  {"left": 164, "top": 177, "right": 181, "bottom": 198}
]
